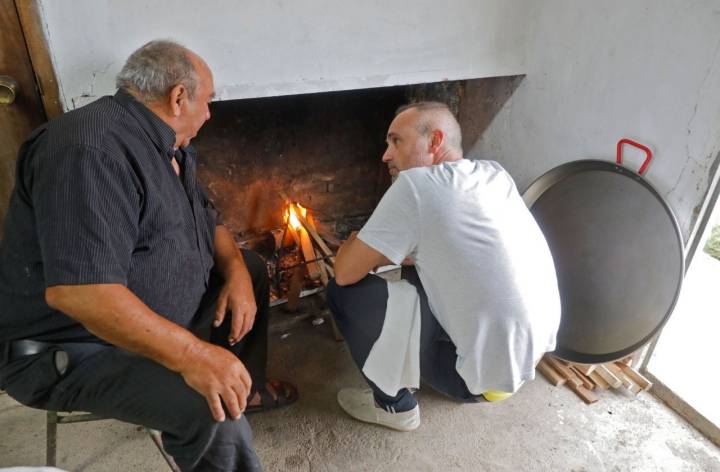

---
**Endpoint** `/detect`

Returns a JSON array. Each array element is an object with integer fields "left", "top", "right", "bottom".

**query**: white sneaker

[{"left": 337, "top": 388, "right": 420, "bottom": 432}]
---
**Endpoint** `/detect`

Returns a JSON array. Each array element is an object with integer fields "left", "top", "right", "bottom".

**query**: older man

[
  {"left": 328, "top": 102, "right": 561, "bottom": 431},
  {"left": 0, "top": 40, "right": 295, "bottom": 470}
]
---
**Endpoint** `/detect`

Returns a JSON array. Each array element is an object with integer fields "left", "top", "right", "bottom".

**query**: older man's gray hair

[{"left": 116, "top": 39, "right": 198, "bottom": 103}]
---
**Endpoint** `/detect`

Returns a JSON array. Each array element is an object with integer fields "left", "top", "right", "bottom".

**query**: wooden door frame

[
  {"left": 13, "top": 0, "right": 63, "bottom": 119},
  {"left": 638, "top": 158, "right": 720, "bottom": 447}
]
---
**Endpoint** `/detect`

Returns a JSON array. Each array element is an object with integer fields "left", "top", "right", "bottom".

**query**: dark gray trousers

[
  {"left": 327, "top": 267, "right": 479, "bottom": 412},
  {"left": 0, "top": 249, "right": 268, "bottom": 471}
]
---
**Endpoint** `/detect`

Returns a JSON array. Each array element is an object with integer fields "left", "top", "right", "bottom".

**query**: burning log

[
  {"left": 300, "top": 213, "right": 331, "bottom": 285},
  {"left": 284, "top": 203, "right": 322, "bottom": 281},
  {"left": 279, "top": 192, "right": 335, "bottom": 271}
]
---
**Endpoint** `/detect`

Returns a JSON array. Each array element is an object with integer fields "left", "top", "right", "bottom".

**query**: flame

[{"left": 285, "top": 203, "right": 307, "bottom": 230}]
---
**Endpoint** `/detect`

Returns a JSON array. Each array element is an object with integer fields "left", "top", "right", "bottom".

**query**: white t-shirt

[{"left": 358, "top": 159, "right": 561, "bottom": 394}]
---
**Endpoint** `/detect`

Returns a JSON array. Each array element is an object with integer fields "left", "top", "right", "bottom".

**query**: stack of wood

[{"left": 536, "top": 354, "right": 652, "bottom": 404}]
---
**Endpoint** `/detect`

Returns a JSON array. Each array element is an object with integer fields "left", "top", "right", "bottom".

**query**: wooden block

[
  {"left": 301, "top": 215, "right": 336, "bottom": 276},
  {"left": 301, "top": 214, "right": 331, "bottom": 280},
  {"left": 626, "top": 381, "right": 642, "bottom": 395},
  {"left": 298, "top": 226, "right": 322, "bottom": 280},
  {"left": 588, "top": 370, "right": 610, "bottom": 390},
  {"left": 604, "top": 362, "right": 633, "bottom": 389},
  {"left": 285, "top": 265, "right": 305, "bottom": 312},
  {"left": 604, "top": 362, "right": 641, "bottom": 394},
  {"left": 617, "top": 363, "right": 652, "bottom": 391},
  {"left": 595, "top": 365, "right": 623, "bottom": 388},
  {"left": 570, "top": 366, "right": 595, "bottom": 390},
  {"left": 567, "top": 381, "right": 599, "bottom": 404},
  {"left": 302, "top": 216, "right": 335, "bottom": 263},
  {"left": 545, "top": 356, "right": 583, "bottom": 387},
  {"left": 536, "top": 359, "right": 566, "bottom": 386},
  {"left": 569, "top": 363, "right": 596, "bottom": 376},
  {"left": 318, "top": 258, "right": 334, "bottom": 278}
]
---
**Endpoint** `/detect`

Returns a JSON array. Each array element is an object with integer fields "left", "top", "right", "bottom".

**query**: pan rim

[{"left": 523, "top": 159, "right": 685, "bottom": 364}]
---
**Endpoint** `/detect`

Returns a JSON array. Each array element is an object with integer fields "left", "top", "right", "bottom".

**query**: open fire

[
  {"left": 243, "top": 196, "right": 343, "bottom": 338},
  {"left": 245, "top": 196, "right": 337, "bottom": 310}
]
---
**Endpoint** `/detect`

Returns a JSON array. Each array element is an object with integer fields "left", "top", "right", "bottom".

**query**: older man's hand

[
  {"left": 180, "top": 340, "right": 252, "bottom": 421},
  {"left": 214, "top": 266, "right": 257, "bottom": 346}
]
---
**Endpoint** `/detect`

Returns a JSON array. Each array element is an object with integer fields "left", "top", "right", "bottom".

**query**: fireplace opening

[
  {"left": 194, "top": 85, "right": 407, "bottom": 242},
  {"left": 192, "top": 76, "right": 523, "bottom": 310}
]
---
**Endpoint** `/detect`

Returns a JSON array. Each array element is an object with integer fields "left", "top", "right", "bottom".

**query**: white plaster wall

[
  {"left": 37, "top": 0, "right": 529, "bottom": 108},
  {"left": 474, "top": 1, "right": 720, "bottom": 241}
]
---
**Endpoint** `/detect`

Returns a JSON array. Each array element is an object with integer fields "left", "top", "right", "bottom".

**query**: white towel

[{"left": 361, "top": 279, "right": 422, "bottom": 396}]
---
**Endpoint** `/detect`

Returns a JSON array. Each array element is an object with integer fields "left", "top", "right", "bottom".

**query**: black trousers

[
  {"left": 327, "top": 267, "right": 479, "bottom": 411},
  {"left": 0, "top": 249, "right": 268, "bottom": 472}
]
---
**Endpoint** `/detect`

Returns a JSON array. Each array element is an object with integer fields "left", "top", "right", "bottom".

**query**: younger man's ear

[{"left": 429, "top": 129, "right": 444, "bottom": 152}]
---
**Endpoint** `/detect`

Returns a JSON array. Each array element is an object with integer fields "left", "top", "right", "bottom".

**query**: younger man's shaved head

[{"left": 396, "top": 101, "right": 463, "bottom": 153}]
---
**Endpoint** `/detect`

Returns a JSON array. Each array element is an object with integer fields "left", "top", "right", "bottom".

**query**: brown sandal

[{"left": 245, "top": 379, "right": 299, "bottom": 414}]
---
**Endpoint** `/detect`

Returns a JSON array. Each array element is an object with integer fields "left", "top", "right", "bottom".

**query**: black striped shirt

[{"left": 0, "top": 89, "right": 218, "bottom": 343}]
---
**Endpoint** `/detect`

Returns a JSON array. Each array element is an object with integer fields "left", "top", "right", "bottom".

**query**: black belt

[
  {"left": 1, "top": 339, "right": 68, "bottom": 374},
  {"left": 10, "top": 339, "right": 57, "bottom": 358}
]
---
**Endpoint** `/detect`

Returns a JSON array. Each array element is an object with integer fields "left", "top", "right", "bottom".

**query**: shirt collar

[{"left": 114, "top": 88, "right": 178, "bottom": 159}]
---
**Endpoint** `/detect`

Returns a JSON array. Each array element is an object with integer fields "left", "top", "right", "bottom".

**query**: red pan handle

[{"left": 616, "top": 138, "right": 653, "bottom": 175}]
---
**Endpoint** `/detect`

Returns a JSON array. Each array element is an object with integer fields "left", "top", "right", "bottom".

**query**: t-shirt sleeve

[
  {"left": 32, "top": 144, "right": 141, "bottom": 286},
  {"left": 357, "top": 173, "right": 421, "bottom": 265}
]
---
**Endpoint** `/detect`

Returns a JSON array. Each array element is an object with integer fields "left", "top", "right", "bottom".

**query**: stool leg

[
  {"left": 46, "top": 411, "right": 58, "bottom": 466},
  {"left": 147, "top": 428, "right": 180, "bottom": 472}
]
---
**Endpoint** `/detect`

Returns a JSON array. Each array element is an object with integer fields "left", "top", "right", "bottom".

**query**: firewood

[
  {"left": 298, "top": 228, "right": 322, "bottom": 280},
  {"left": 287, "top": 224, "right": 322, "bottom": 280},
  {"left": 323, "top": 260, "right": 335, "bottom": 278},
  {"left": 279, "top": 192, "right": 335, "bottom": 263},
  {"left": 317, "top": 259, "right": 329, "bottom": 287},
  {"left": 595, "top": 365, "right": 623, "bottom": 389},
  {"left": 544, "top": 356, "right": 583, "bottom": 387},
  {"left": 626, "top": 381, "right": 642, "bottom": 395},
  {"left": 588, "top": 370, "right": 610, "bottom": 390},
  {"left": 302, "top": 215, "right": 335, "bottom": 263},
  {"left": 567, "top": 381, "right": 599, "bottom": 404},
  {"left": 539, "top": 353, "right": 651, "bottom": 404},
  {"left": 536, "top": 358, "right": 566, "bottom": 386},
  {"left": 569, "top": 366, "right": 595, "bottom": 390},
  {"left": 302, "top": 213, "right": 330, "bottom": 281},
  {"left": 569, "top": 362, "right": 596, "bottom": 376},
  {"left": 604, "top": 362, "right": 633, "bottom": 389},
  {"left": 285, "top": 266, "right": 305, "bottom": 312},
  {"left": 617, "top": 363, "right": 652, "bottom": 391}
]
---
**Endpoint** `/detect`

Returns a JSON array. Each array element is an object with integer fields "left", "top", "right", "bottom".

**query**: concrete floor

[{"left": 1, "top": 311, "right": 719, "bottom": 471}]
